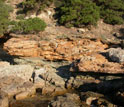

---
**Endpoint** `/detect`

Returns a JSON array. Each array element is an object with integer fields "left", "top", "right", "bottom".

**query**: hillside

[{"left": 0, "top": 0, "right": 124, "bottom": 107}]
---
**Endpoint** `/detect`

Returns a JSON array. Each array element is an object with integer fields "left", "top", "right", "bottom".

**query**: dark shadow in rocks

[
  {"left": 0, "top": 33, "right": 19, "bottom": 64},
  {"left": 100, "top": 52, "right": 113, "bottom": 62},
  {"left": 0, "top": 49, "right": 19, "bottom": 65},
  {"left": 119, "top": 28, "right": 124, "bottom": 37},
  {"left": 113, "top": 28, "right": 124, "bottom": 40},
  {"left": 77, "top": 77, "right": 124, "bottom": 106},
  {"left": 72, "top": 71, "right": 124, "bottom": 81},
  {"left": 56, "top": 64, "right": 72, "bottom": 79}
]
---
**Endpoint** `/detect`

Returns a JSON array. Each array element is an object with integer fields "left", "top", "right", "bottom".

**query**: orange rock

[
  {"left": 4, "top": 38, "right": 40, "bottom": 57},
  {"left": 3, "top": 37, "right": 108, "bottom": 61}
]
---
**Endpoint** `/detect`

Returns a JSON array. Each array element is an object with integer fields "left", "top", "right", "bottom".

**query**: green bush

[
  {"left": 22, "top": 0, "right": 54, "bottom": 13},
  {"left": 0, "top": 0, "right": 13, "bottom": 36},
  {"left": 94, "top": 0, "right": 124, "bottom": 25},
  {"left": 56, "top": 0, "right": 100, "bottom": 27},
  {"left": 11, "top": 17, "right": 46, "bottom": 34}
]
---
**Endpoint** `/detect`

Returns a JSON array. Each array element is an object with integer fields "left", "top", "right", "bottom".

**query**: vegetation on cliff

[
  {"left": 22, "top": 0, "right": 54, "bottom": 14},
  {"left": 0, "top": 0, "right": 124, "bottom": 36},
  {"left": 56, "top": 0, "right": 100, "bottom": 27},
  {"left": 0, "top": 0, "right": 13, "bottom": 36},
  {"left": 11, "top": 17, "right": 46, "bottom": 34},
  {"left": 94, "top": 0, "right": 124, "bottom": 25},
  {"left": 21, "top": 0, "right": 124, "bottom": 27}
]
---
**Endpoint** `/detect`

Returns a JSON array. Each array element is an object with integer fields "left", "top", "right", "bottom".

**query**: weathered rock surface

[
  {"left": 0, "top": 91, "right": 8, "bottom": 107},
  {"left": 41, "top": 69, "right": 65, "bottom": 88},
  {"left": 49, "top": 93, "right": 82, "bottom": 107},
  {"left": 108, "top": 48, "right": 124, "bottom": 63},
  {"left": 71, "top": 53, "right": 124, "bottom": 74},
  {"left": 0, "top": 65, "right": 34, "bottom": 81},
  {"left": 0, "top": 61, "right": 10, "bottom": 67},
  {"left": 0, "top": 76, "right": 35, "bottom": 97},
  {"left": 33, "top": 66, "right": 67, "bottom": 96},
  {"left": 4, "top": 38, "right": 40, "bottom": 57},
  {"left": 4, "top": 37, "right": 107, "bottom": 61}
]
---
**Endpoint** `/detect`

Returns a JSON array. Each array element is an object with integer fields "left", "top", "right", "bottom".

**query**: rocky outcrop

[
  {"left": 71, "top": 53, "right": 124, "bottom": 74},
  {"left": 4, "top": 37, "right": 107, "bottom": 61}
]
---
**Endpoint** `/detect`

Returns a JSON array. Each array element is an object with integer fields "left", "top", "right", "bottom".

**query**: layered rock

[
  {"left": 4, "top": 38, "right": 40, "bottom": 57},
  {"left": 4, "top": 37, "right": 107, "bottom": 61}
]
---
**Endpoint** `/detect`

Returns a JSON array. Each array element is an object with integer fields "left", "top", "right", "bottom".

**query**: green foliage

[
  {"left": 16, "top": 14, "right": 25, "bottom": 20},
  {"left": 56, "top": 0, "right": 100, "bottom": 27},
  {"left": 22, "top": 0, "right": 54, "bottom": 13},
  {"left": 11, "top": 17, "right": 46, "bottom": 34},
  {"left": 0, "top": 0, "right": 13, "bottom": 36},
  {"left": 94, "top": 0, "right": 124, "bottom": 25}
]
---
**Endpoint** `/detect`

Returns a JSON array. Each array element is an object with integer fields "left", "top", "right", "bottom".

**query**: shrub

[
  {"left": 0, "top": 0, "right": 13, "bottom": 36},
  {"left": 56, "top": 0, "right": 100, "bottom": 27},
  {"left": 11, "top": 17, "right": 46, "bottom": 34},
  {"left": 93, "top": 0, "right": 124, "bottom": 25},
  {"left": 22, "top": 0, "right": 54, "bottom": 13}
]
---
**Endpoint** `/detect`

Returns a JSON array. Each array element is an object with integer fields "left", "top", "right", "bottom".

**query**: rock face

[
  {"left": 4, "top": 37, "right": 107, "bottom": 61},
  {"left": 71, "top": 53, "right": 124, "bottom": 74},
  {"left": 108, "top": 48, "right": 124, "bottom": 63}
]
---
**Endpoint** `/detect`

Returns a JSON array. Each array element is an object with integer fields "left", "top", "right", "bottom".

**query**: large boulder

[{"left": 108, "top": 48, "right": 124, "bottom": 63}]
